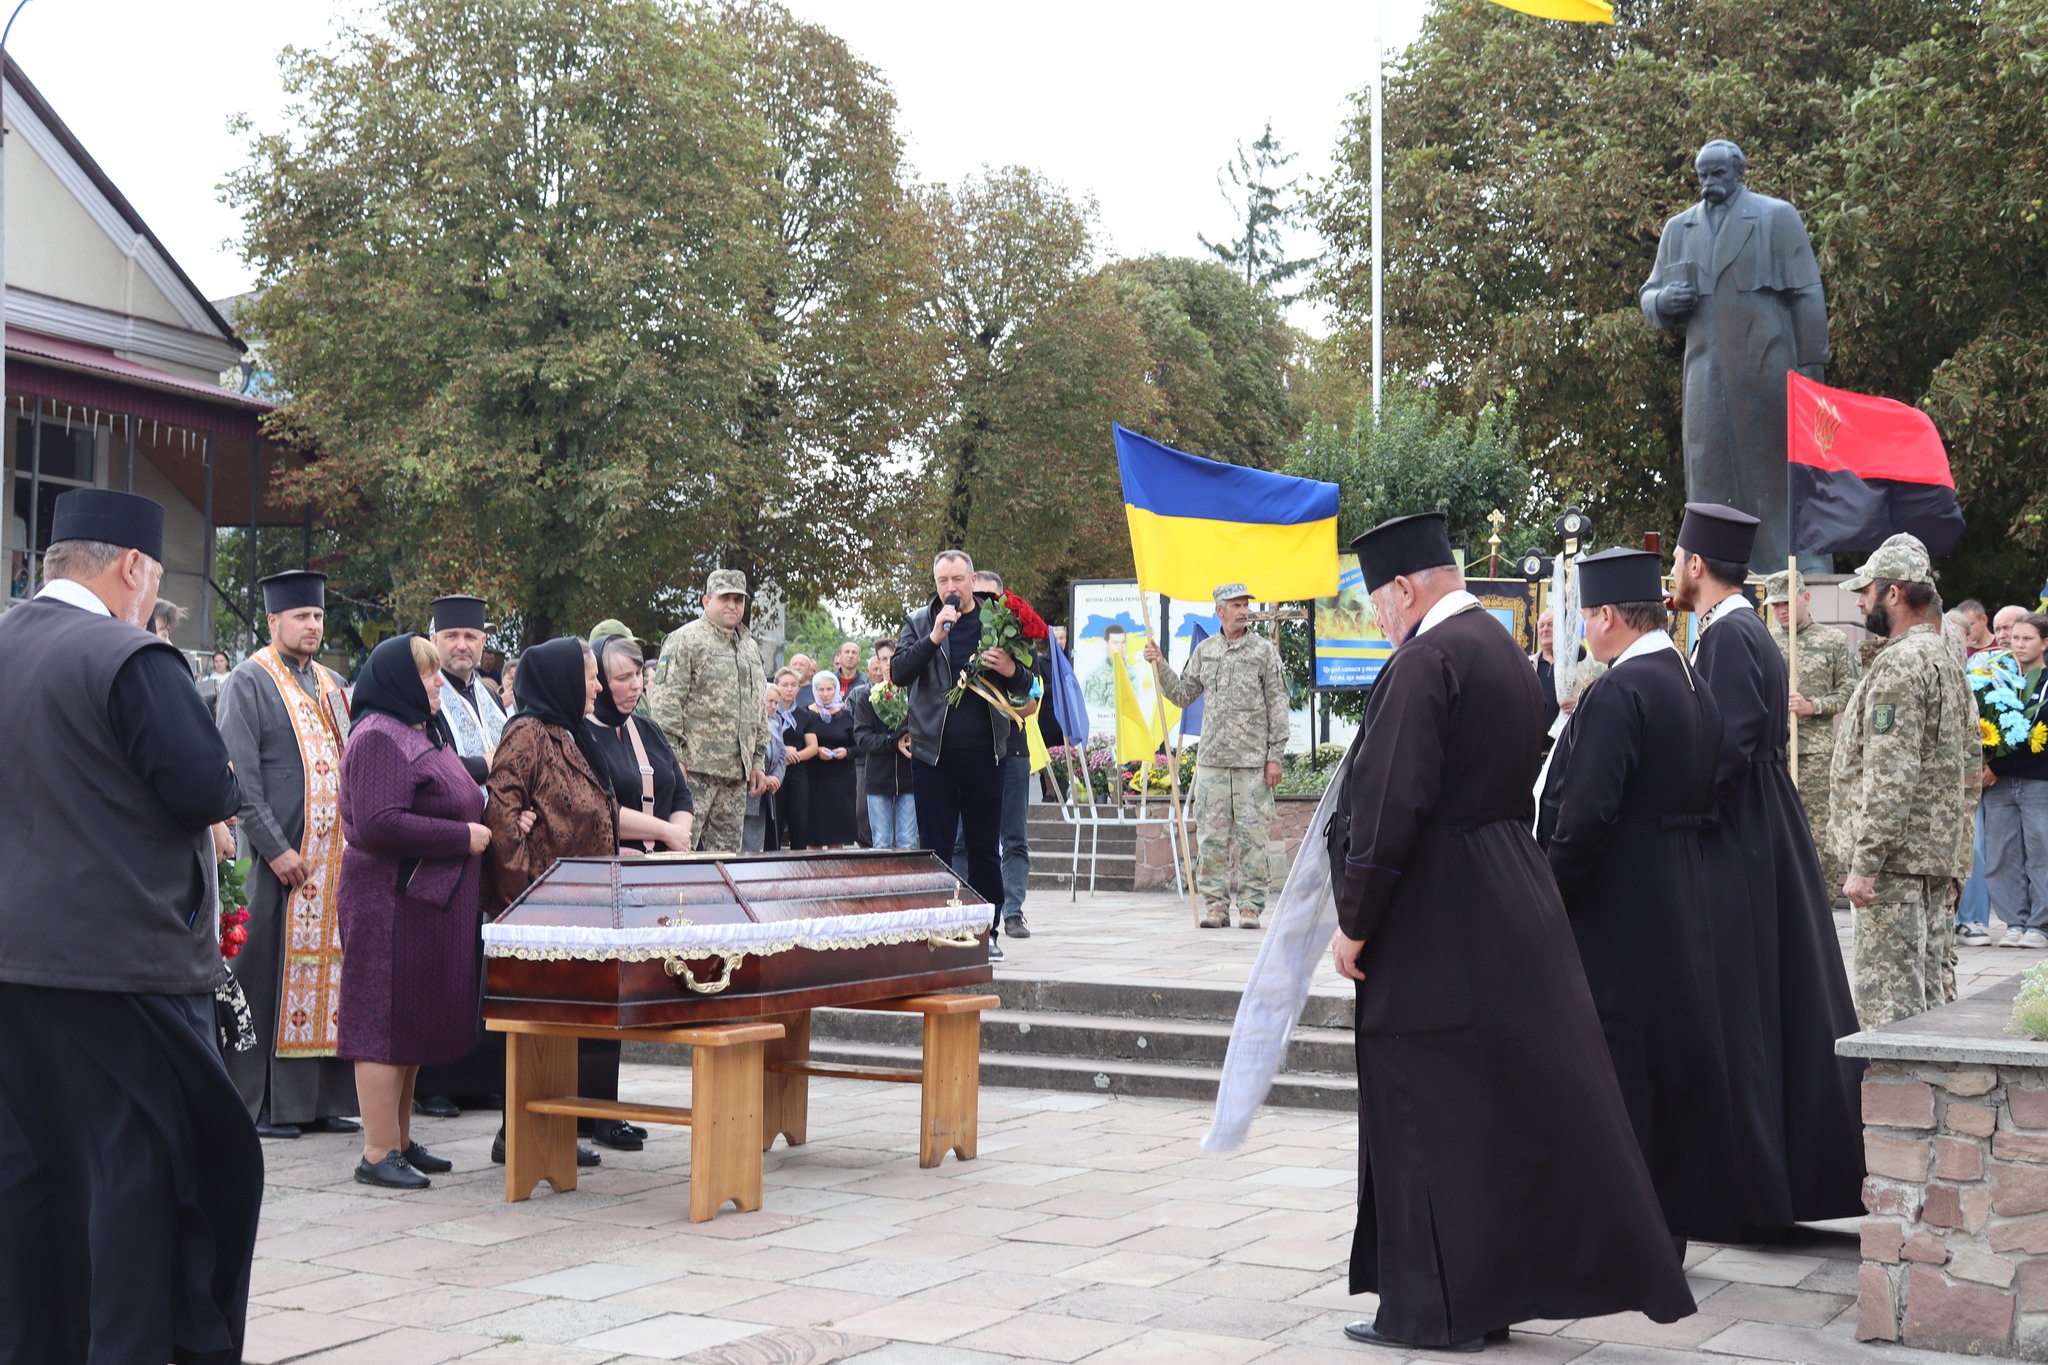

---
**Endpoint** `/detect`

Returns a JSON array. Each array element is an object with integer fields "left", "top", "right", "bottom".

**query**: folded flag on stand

[
  {"left": 1113, "top": 655, "right": 1162, "bottom": 765},
  {"left": 1044, "top": 632, "right": 1089, "bottom": 747},
  {"left": 1788, "top": 372, "right": 1966, "bottom": 557},
  {"left": 1179, "top": 621, "right": 1209, "bottom": 741},
  {"left": 1115, "top": 425, "right": 1339, "bottom": 603}
]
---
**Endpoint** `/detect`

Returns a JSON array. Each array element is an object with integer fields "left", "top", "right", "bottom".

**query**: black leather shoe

[
  {"left": 413, "top": 1094, "right": 460, "bottom": 1118},
  {"left": 1003, "top": 915, "right": 1031, "bottom": 939},
  {"left": 255, "top": 1120, "right": 301, "bottom": 1139},
  {"left": 355, "top": 1149, "right": 430, "bottom": 1190},
  {"left": 988, "top": 941, "right": 1005, "bottom": 961},
  {"left": 1484, "top": 1328, "right": 1510, "bottom": 1344},
  {"left": 1343, "top": 1321, "right": 1483, "bottom": 1353},
  {"left": 402, "top": 1141, "right": 452, "bottom": 1173},
  {"left": 591, "top": 1120, "right": 644, "bottom": 1151},
  {"left": 491, "top": 1129, "right": 601, "bottom": 1168},
  {"left": 304, "top": 1116, "right": 363, "bottom": 1134}
]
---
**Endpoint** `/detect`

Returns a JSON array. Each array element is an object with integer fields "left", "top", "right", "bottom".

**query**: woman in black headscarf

[
  {"left": 589, "top": 633, "right": 694, "bottom": 854},
  {"left": 336, "top": 634, "right": 492, "bottom": 1189}
]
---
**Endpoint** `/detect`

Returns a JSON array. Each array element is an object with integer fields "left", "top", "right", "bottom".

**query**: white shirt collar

[
  {"left": 1414, "top": 589, "right": 1480, "bottom": 638},
  {"left": 1613, "top": 629, "right": 1679, "bottom": 668},
  {"left": 1697, "top": 592, "right": 1750, "bottom": 636},
  {"left": 35, "top": 578, "right": 114, "bottom": 617}
]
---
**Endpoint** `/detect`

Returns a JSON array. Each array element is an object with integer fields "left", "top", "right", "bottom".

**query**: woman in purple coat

[{"left": 337, "top": 634, "right": 492, "bottom": 1190}]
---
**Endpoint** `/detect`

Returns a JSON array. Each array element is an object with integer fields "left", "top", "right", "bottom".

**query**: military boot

[{"left": 1198, "top": 902, "right": 1230, "bottom": 929}]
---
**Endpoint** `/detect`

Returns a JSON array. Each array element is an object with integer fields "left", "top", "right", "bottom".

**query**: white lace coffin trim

[{"left": 482, "top": 900, "right": 990, "bottom": 963}]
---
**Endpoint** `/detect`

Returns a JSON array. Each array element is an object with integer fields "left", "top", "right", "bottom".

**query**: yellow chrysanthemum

[
  {"left": 2034, "top": 722, "right": 2047, "bottom": 754},
  {"left": 1983, "top": 717, "right": 2003, "bottom": 747}
]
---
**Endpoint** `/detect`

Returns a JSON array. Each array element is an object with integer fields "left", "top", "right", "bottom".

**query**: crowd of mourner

[{"left": 3, "top": 484, "right": 2044, "bottom": 1360}]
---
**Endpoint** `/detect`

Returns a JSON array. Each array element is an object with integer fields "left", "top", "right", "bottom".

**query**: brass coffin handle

[
  {"left": 665, "top": 952, "right": 744, "bottom": 994},
  {"left": 925, "top": 930, "right": 981, "bottom": 950}
]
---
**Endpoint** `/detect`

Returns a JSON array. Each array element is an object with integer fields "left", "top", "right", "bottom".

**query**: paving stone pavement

[{"left": 244, "top": 891, "right": 2041, "bottom": 1364}]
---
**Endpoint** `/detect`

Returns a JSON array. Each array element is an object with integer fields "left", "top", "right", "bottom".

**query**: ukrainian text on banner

[
  {"left": 1312, "top": 554, "right": 1391, "bottom": 689},
  {"left": 1114, "top": 425, "right": 1339, "bottom": 604}
]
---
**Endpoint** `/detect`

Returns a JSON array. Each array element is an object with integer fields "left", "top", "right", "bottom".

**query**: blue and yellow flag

[
  {"left": 1114, "top": 425, "right": 1339, "bottom": 602},
  {"left": 1486, "top": 0, "right": 1613, "bottom": 21},
  {"left": 1113, "top": 651, "right": 1162, "bottom": 764}
]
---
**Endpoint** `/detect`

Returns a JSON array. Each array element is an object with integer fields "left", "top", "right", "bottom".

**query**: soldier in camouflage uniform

[
  {"left": 1764, "top": 570, "right": 1860, "bottom": 898},
  {"left": 646, "top": 569, "right": 771, "bottom": 853},
  {"left": 1144, "top": 583, "right": 1290, "bottom": 929},
  {"left": 1830, "top": 536, "right": 1981, "bottom": 1028}
]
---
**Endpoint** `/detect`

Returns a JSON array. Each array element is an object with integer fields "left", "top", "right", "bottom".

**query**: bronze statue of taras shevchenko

[{"left": 1640, "top": 140, "right": 1830, "bottom": 573}]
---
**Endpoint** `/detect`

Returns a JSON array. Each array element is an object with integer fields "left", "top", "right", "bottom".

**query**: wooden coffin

[{"left": 482, "top": 849, "right": 993, "bottom": 1026}]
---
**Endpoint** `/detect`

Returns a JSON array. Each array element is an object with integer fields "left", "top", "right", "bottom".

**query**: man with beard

[
  {"left": 216, "top": 571, "right": 362, "bottom": 1139},
  {"left": 1831, "top": 535, "right": 1980, "bottom": 1025},
  {"left": 1538, "top": 548, "right": 1739, "bottom": 1248},
  {"left": 1670, "top": 502, "right": 1864, "bottom": 1234},
  {"left": 1328, "top": 513, "right": 1693, "bottom": 1353},
  {"left": 429, "top": 595, "right": 507, "bottom": 785}
]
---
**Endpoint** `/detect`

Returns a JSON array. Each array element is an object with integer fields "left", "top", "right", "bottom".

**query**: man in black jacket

[{"left": 891, "top": 550, "right": 1036, "bottom": 960}]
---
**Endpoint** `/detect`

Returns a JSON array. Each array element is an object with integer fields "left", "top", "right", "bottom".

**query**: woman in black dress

[{"left": 797, "top": 671, "right": 858, "bottom": 847}]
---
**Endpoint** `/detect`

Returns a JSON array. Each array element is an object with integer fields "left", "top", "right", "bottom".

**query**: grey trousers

[{"left": 1984, "top": 776, "right": 2048, "bottom": 932}]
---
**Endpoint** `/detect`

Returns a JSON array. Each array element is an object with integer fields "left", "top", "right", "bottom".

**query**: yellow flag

[
  {"left": 1113, "top": 655, "right": 1163, "bottom": 764},
  {"left": 1486, "top": 0, "right": 1614, "bottom": 21},
  {"left": 1024, "top": 708, "right": 1050, "bottom": 775}
]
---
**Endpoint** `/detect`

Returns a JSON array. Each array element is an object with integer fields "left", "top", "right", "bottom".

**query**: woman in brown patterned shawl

[{"left": 484, "top": 636, "right": 686, "bottom": 1158}]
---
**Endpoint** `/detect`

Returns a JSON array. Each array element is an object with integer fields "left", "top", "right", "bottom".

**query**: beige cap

[{"left": 704, "top": 569, "right": 749, "bottom": 599}]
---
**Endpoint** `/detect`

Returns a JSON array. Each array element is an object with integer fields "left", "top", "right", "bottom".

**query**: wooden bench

[
  {"left": 486, "top": 1017, "right": 783, "bottom": 1220},
  {"left": 758, "top": 992, "right": 1002, "bottom": 1168}
]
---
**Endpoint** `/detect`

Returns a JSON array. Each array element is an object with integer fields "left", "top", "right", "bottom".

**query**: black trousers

[
  {"left": 0, "top": 984, "right": 262, "bottom": 1365},
  {"left": 913, "top": 744, "right": 1007, "bottom": 937}
]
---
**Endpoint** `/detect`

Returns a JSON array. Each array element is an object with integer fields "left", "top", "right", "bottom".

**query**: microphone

[{"left": 940, "top": 593, "right": 961, "bottom": 633}]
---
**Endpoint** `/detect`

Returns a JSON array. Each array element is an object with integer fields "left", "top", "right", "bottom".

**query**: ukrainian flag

[{"left": 1115, "top": 425, "right": 1340, "bottom": 602}]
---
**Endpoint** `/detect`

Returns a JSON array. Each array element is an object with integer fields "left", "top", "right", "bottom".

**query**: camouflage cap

[
  {"left": 1843, "top": 533, "right": 1935, "bottom": 592},
  {"left": 1761, "top": 570, "right": 1804, "bottom": 605},
  {"left": 1212, "top": 582, "right": 1251, "bottom": 604},
  {"left": 587, "top": 618, "right": 639, "bottom": 644},
  {"left": 704, "top": 569, "right": 749, "bottom": 599}
]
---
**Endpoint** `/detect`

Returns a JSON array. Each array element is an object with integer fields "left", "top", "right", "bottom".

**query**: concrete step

[
  {"left": 804, "top": 1037, "right": 1357, "bottom": 1111},
  {"left": 812, "top": 1005, "right": 1355, "bottom": 1074},
  {"left": 986, "top": 977, "right": 1352, "bottom": 1031}
]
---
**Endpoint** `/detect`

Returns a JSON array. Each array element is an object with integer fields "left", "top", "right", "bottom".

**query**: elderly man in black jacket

[{"left": 891, "top": 550, "right": 1036, "bottom": 960}]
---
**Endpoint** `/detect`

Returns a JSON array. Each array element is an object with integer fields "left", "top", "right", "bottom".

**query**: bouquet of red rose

[
  {"left": 869, "top": 678, "right": 910, "bottom": 732},
  {"left": 218, "top": 856, "right": 252, "bottom": 960},
  {"left": 946, "top": 591, "right": 1050, "bottom": 709}
]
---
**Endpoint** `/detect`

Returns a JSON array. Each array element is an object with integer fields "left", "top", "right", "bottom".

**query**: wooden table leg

[
  {"left": 504, "top": 1030, "right": 579, "bottom": 1201},
  {"left": 690, "top": 1038, "right": 766, "bottom": 1222},
  {"left": 760, "top": 1009, "right": 811, "bottom": 1152},
  {"left": 919, "top": 1009, "right": 982, "bottom": 1168}
]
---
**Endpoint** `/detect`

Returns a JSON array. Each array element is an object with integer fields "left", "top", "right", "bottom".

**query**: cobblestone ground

[{"left": 244, "top": 892, "right": 2039, "bottom": 1364}]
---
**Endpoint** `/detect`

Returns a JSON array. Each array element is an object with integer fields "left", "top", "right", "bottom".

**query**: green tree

[
  {"left": 1105, "top": 255, "right": 1301, "bottom": 470},
  {"left": 1200, "top": 122, "right": 1317, "bottom": 303},
  {"left": 1311, "top": 0, "right": 1957, "bottom": 557},
  {"left": 699, "top": 1, "right": 942, "bottom": 611},
  {"left": 230, "top": 0, "right": 769, "bottom": 645},
  {"left": 908, "top": 167, "right": 1159, "bottom": 611},
  {"left": 1823, "top": 0, "right": 2048, "bottom": 603}
]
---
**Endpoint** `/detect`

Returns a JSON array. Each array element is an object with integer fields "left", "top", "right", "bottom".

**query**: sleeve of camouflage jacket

[
  {"left": 743, "top": 638, "right": 770, "bottom": 777},
  {"left": 1263, "top": 638, "right": 1290, "bottom": 765},
  {"left": 646, "top": 628, "right": 694, "bottom": 754},
  {"left": 1156, "top": 645, "right": 1205, "bottom": 709},
  {"left": 1814, "top": 633, "right": 1860, "bottom": 718},
  {"left": 1844, "top": 664, "right": 1930, "bottom": 879}
]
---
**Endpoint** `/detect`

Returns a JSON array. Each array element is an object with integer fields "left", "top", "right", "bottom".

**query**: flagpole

[
  {"left": 1787, "top": 554, "right": 1800, "bottom": 789},
  {"left": 1138, "top": 591, "right": 1198, "bottom": 922},
  {"left": 1370, "top": 22, "right": 1383, "bottom": 420}
]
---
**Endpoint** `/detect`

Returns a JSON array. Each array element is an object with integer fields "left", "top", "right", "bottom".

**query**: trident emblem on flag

[{"left": 1813, "top": 395, "right": 1843, "bottom": 458}]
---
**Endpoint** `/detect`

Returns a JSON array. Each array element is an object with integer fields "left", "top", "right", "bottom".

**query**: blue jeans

[
  {"left": 1958, "top": 805, "right": 1990, "bottom": 927},
  {"left": 867, "top": 793, "right": 918, "bottom": 849},
  {"left": 950, "top": 753, "right": 1031, "bottom": 924}
]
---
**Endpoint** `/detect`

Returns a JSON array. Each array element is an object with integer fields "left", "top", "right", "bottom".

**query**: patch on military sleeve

[
  {"left": 654, "top": 658, "right": 669, "bottom": 685},
  {"left": 1873, "top": 701, "right": 1895, "bottom": 734}
]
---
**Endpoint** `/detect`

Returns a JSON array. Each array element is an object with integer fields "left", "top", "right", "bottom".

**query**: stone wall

[
  {"left": 1132, "top": 793, "right": 1322, "bottom": 892},
  {"left": 1857, "top": 1061, "right": 2048, "bottom": 1358}
]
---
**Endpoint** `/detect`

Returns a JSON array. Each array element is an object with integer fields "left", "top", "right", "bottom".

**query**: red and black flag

[{"left": 1788, "top": 372, "right": 1965, "bottom": 556}]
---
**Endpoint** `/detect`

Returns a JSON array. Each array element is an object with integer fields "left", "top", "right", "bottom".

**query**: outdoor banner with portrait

[
  {"left": 1068, "top": 579, "right": 1170, "bottom": 745},
  {"left": 1309, "top": 554, "right": 1390, "bottom": 689}
]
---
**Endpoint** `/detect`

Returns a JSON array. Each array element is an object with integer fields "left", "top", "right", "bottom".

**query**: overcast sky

[{"left": 10, "top": 0, "right": 1432, "bottom": 323}]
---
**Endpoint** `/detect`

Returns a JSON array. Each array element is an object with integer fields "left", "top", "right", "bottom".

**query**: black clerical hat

[
  {"left": 1677, "top": 502, "right": 1760, "bottom": 565},
  {"left": 48, "top": 489, "right": 164, "bottom": 562},
  {"left": 430, "top": 595, "right": 489, "bottom": 633},
  {"left": 1576, "top": 548, "right": 1664, "bottom": 609},
  {"left": 260, "top": 570, "right": 327, "bottom": 613},
  {"left": 1352, "top": 513, "right": 1455, "bottom": 594}
]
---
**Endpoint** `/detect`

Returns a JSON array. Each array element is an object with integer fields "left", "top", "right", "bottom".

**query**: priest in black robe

[
  {"left": 0, "top": 490, "right": 262, "bottom": 1364},
  {"left": 1672, "top": 502, "right": 1865, "bottom": 1231},
  {"left": 1537, "top": 548, "right": 1743, "bottom": 1245},
  {"left": 1328, "top": 514, "right": 1694, "bottom": 1354}
]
